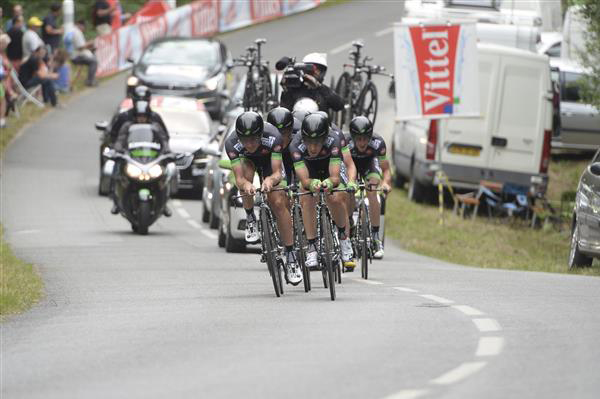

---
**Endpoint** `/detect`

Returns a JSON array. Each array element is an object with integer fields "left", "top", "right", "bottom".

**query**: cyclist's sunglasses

[
  {"left": 239, "top": 135, "right": 261, "bottom": 145},
  {"left": 303, "top": 136, "right": 326, "bottom": 146}
]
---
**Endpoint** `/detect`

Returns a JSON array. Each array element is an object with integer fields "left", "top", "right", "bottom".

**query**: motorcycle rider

[{"left": 279, "top": 53, "right": 344, "bottom": 114}]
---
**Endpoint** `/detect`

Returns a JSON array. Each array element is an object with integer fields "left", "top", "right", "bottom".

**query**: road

[{"left": 2, "top": 2, "right": 600, "bottom": 399}]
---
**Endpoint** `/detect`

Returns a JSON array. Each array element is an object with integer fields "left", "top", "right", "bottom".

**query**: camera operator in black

[{"left": 278, "top": 53, "right": 344, "bottom": 114}]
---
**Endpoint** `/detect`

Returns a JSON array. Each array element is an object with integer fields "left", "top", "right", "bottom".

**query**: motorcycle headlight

[
  {"left": 127, "top": 76, "right": 139, "bottom": 86},
  {"left": 205, "top": 74, "right": 221, "bottom": 91},
  {"left": 148, "top": 164, "right": 163, "bottom": 179},
  {"left": 126, "top": 163, "right": 143, "bottom": 179}
]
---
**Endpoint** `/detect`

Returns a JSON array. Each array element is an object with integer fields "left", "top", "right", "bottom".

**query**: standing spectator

[
  {"left": 7, "top": 16, "right": 24, "bottom": 70},
  {"left": 42, "top": 3, "right": 64, "bottom": 53},
  {"left": 93, "top": 0, "right": 115, "bottom": 36},
  {"left": 18, "top": 45, "right": 58, "bottom": 107},
  {"left": 4, "top": 4, "right": 24, "bottom": 33},
  {"left": 1, "top": 33, "right": 11, "bottom": 128},
  {"left": 69, "top": 19, "right": 98, "bottom": 87},
  {"left": 22, "top": 17, "right": 44, "bottom": 60}
]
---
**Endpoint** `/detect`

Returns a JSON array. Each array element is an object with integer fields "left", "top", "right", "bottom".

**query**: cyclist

[
  {"left": 225, "top": 111, "right": 302, "bottom": 285},
  {"left": 289, "top": 113, "right": 353, "bottom": 269},
  {"left": 267, "top": 107, "right": 297, "bottom": 186},
  {"left": 346, "top": 116, "right": 392, "bottom": 259},
  {"left": 280, "top": 53, "right": 344, "bottom": 114}
]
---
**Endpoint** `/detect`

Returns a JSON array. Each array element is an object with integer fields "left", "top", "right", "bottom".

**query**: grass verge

[
  {"left": 0, "top": 228, "right": 43, "bottom": 317},
  {"left": 385, "top": 187, "right": 600, "bottom": 276}
]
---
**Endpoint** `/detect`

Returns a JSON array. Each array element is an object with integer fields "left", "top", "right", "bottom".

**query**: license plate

[{"left": 447, "top": 145, "right": 481, "bottom": 157}]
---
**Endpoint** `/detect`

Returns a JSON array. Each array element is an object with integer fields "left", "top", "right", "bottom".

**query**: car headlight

[
  {"left": 126, "top": 163, "right": 142, "bottom": 179},
  {"left": 148, "top": 164, "right": 163, "bottom": 179},
  {"left": 127, "top": 76, "right": 139, "bottom": 87},
  {"left": 205, "top": 74, "right": 221, "bottom": 91}
]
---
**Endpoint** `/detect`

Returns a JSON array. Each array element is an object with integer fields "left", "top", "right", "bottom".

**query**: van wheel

[
  {"left": 408, "top": 174, "right": 427, "bottom": 203},
  {"left": 394, "top": 172, "right": 406, "bottom": 189},
  {"left": 218, "top": 222, "right": 226, "bottom": 248},
  {"left": 202, "top": 200, "right": 210, "bottom": 223},
  {"left": 569, "top": 222, "right": 592, "bottom": 269},
  {"left": 225, "top": 209, "right": 246, "bottom": 253}
]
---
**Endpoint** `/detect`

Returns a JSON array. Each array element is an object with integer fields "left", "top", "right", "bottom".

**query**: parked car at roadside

[
  {"left": 126, "top": 37, "right": 232, "bottom": 120},
  {"left": 570, "top": 148, "right": 600, "bottom": 268},
  {"left": 550, "top": 58, "right": 600, "bottom": 152}
]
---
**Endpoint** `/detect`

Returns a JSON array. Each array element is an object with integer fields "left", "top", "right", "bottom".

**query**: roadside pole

[{"left": 63, "top": 0, "right": 74, "bottom": 33}]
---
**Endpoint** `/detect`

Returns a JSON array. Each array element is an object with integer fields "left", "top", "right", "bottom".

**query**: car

[
  {"left": 537, "top": 31, "right": 562, "bottom": 58},
  {"left": 550, "top": 58, "right": 600, "bottom": 152},
  {"left": 201, "top": 125, "right": 231, "bottom": 229},
  {"left": 127, "top": 37, "right": 232, "bottom": 120},
  {"left": 569, "top": 148, "right": 600, "bottom": 268}
]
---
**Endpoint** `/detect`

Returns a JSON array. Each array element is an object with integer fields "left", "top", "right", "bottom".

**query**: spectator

[
  {"left": 42, "top": 3, "right": 64, "bottom": 53},
  {"left": 93, "top": 0, "right": 115, "bottom": 36},
  {"left": 69, "top": 19, "right": 98, "bottom": 87},
  {"left": 4, "top": 4, "right": 24, "bottom": 33},
  {"left": 7, "top": 16, "right": 24, "bottom": 70},
  {"left": 52, "top": 49, "right": 70, "bottom": 93},
  {"left": 18, "top": 45, "right": 58, "bottom": 107},
  {"left": 22, "top": 17, "right": 44, "bottom": 60},
  {"left": 1, "top": 33, "right": 12, "bottom": 128}
]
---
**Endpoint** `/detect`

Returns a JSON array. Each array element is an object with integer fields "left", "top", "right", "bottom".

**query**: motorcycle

[{"left": 105, "top": 123, "right": 185, "bottom": 235}]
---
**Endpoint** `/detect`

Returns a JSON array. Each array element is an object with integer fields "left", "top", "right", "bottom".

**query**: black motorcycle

[{"left": 106, "top": 124, "right": 184, "bottom": 234}]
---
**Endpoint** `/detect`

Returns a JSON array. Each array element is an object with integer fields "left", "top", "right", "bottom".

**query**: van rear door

[{"left": 487, "top": 53, "right": 548, "bottom": 176}]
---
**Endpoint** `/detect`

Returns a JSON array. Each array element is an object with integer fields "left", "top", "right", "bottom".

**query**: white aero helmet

[
  {"left": 293, "top": 97, "right": 319, "bottom": 114},
  {"left": 302, "top": 52, "right": 328, "bottom": 79}
]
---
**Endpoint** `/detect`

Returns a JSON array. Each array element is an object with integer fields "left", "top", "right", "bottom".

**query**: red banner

[
  {"left": 191, "top": 0, "right": 220, "bottom": 37},
  {"left": 95, "top": 30, "right": 120, "bottom": 77},
  {"left": 409, "top": 25, "right": 460, "bottom": 115},
  {"left": 250, "top": 0, "right": 282, "bottom": 23},
  {"left": 138, "top": 15, "right": 168, "bottom": 49}
]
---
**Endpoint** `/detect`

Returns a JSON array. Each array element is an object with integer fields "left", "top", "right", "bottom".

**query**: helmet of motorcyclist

[
  {"left": 349, "top": 116, "right": 373, "bottom": 137},
  {"left": 267, "top": 107, "right": 294, "bottom": 130},
  {"left": 302, "top": 52, "right": 328, "bottom": 82},
  {"left": 133, "top": 100, "right": 151, "bottom": 121},
  {"left": 132, "top": 85, "right": 151, "bottom": 103},
  {"left": 293, "top": 97, "right": 319, "bottom": 114},
  {"left": 301, "top": 113, "right": 329, "bottom": 140},
  {"left": 235, "top": 111, "right": 264, "bottom": 138}
]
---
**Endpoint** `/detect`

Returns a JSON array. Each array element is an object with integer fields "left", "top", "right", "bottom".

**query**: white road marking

[
  {"left": 13, "top": 229, "right": 41, "bottom": 235},
  {"left": 419, "top": 294, "right": 454, "bottom": 304},
  {"left": 472, "top": 318, "right": 501, "bottom": 332},
  {"left": 375, "top": 27, "right": 394, "bottom": 37},
  {"left": 171, "top": 199, "right": 182, "bottom": 207},
  {"left": 176, "top": 208, "right": 191, "bottom": 219},
  {"left": 382, "top": 389, "right": 429, "bottom": 399},
  {"left": 329, "top": 41, "right": 353, "bottom": 55},
  {"left": 431, "top": 361, "right": 487, "bottom": 385},
  {"left": 187, "top": 220, "right": 202, "bottom": 229},
  {"left": 476, "top": 336, "right": 504, "bottom": 357},
  {"left": 452, "top": 305, "right": 484, "bottom": 316},
  {"left": 352, "top": 278, "right": 383, "bottom": 285},
  {"left": 200, "top": 229, "right": 217, "bottom": 239},
  {"left": 393, "top": 287, "right": 419, "bottom": 293}
]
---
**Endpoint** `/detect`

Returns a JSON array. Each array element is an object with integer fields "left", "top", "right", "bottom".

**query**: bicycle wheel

[
  {"left": 357, "top": 81, "right": 379, "bottom": 126},
  {"left": 293, "top": 205, "right": 311, "bottom": 292},
  {"left": 260, "top": 208, "right": 282, "bottom": 297},
  {"left": 321, "top": 207, "right": 336, "bottom": 301},
  {"left": 359, "top": 202, "right": 369, "bottom": 280},
  {"left": 335, "top": 72, "right": 352, "bottom": 128}
]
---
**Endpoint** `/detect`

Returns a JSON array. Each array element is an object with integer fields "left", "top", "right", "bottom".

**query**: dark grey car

[{"left": 570, "top": 148, "right": 600, "bottom": 268}]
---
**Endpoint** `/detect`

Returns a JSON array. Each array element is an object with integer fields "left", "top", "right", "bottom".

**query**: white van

[{"left": 392, "top": 43, "right": 553, "bottom": 201}]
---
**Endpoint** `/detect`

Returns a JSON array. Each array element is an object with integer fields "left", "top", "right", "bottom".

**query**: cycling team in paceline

[
  {"left": 120, "top": 51, "right": 393, "bottom": 286},
  {"left": 225, "top": 52, "right": 392, "bottom": 286}
]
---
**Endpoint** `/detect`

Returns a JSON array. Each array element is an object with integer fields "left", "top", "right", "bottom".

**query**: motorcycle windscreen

[{"left": 127, "top": 124, "right": 162, "bottom": 163}]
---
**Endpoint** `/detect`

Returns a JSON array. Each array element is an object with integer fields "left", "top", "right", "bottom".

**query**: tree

[{"left": 568, "top": 0, "right": 600, "bottom": 109}]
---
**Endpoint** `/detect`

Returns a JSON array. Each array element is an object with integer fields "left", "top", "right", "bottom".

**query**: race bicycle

[{"left": 335, "top": 41, "right": 393, "bottom": 129}]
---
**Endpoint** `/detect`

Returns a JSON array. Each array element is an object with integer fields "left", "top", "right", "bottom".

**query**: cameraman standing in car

[{"left": 279, "top": 53, "right": 344, "bottom": 114}]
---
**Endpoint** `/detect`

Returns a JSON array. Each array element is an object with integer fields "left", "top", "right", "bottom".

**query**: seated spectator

[
  {"left": 7, "top": 15, "right": 24, "bottom": 70},
  {"left": 1, "top": 33, "right": 17, "bottom": 127},
  {"left": 18, "top": 45, "right": 58, "bottom": 107},
  {"left": 42, "top": 3, "right": 64, "bottom": 53},
  {"left": 68, "top": 19, "right": 98, "bottom": 87},
  {"left": 23, "top": 17, "right": 44, "bottom": 60},
  {"left": 52, "top": 49, "right": 70, "bottom": 93}
]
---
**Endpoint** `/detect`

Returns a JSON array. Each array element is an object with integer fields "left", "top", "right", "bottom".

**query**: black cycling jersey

[
  {"left": 345, "top": 133, "right": 388, "bottom": 179},
  {"left": 225, "top": 122, "right": 283, "bottom": 179},
  {"left": 289, "top": 129, "right": 342, "bottom": 181},
  {"left": 281, "top": 117, "right": 302, "bottom": 184}
]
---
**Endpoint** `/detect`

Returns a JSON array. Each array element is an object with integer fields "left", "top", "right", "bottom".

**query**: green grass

[
  {"left": 0, "top": 228, "right": 43, "bottom": 317},
  {"left": 385, "top": 187, "right": 600, "bottom": 276}
]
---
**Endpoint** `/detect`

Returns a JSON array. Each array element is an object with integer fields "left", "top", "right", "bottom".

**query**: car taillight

[
  {"left": 540, "top": 129, "right": 551, "bottom": 174},
  {"left": 426, "top": 119, "right": 438, "bottom": 161}
]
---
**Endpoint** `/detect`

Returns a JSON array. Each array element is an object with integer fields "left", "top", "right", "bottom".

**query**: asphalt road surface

[{"left": 2, "top": 2, "right": 600, "bottom": 399}]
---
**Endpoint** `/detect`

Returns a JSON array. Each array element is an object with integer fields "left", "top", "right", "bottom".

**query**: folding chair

[{"left": 9, "top": 67, "right": 44, "bottom": 118}]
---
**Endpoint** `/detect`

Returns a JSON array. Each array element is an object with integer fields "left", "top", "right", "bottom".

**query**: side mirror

[
  {"left": 126, "top": 56, "right": 135, "bottom": 64},
  {"left": 226, "top": 61, "right": 234, "bottom": 70},
  {"left": 202, "top": 142, "right": 221, "bottom": 157},
  {"left": 218, "top": 159, "right": 232, "bottom": 170},
  {"left": 388, "top": 79, "right": 396, "bottom": 99},
  {"left": 590, "top": 162, "right": 600, "bottom": 176},
  {"left": 95, "top": 121, "right": 109, "bottom": 132},
  {"left": 217, "top": 125, "right": 227, "bottom": 136}
]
